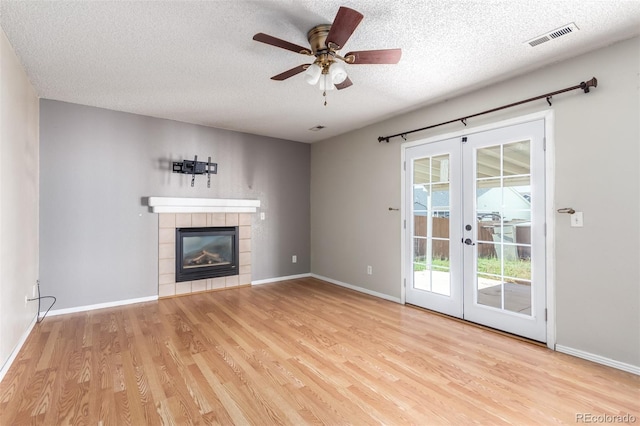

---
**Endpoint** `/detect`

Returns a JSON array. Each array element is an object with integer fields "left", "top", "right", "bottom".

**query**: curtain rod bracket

[
  {"left": 546, "top": 96, "right": 553, "bottom": 106},
  {"left": 461, "top": 118, "right": 467, "bottom": 126},
  {"left": 581, "top": 77, "right": 597, "bottom": 93}
]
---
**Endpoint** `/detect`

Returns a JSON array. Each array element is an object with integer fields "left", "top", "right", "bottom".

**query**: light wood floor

[{"left": 1, "top": 278, "right": 638, "bottom": 425}]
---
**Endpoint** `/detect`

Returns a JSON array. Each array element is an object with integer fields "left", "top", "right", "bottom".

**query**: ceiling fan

[{"left": 252, "top": 6, "right": 402, "bottom": 96}]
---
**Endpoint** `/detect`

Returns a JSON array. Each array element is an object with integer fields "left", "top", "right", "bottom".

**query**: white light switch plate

[{"left": 570, "top": 211, "right": 583, "bottom": 227}]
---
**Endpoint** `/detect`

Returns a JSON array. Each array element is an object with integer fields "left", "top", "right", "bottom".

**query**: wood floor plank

[
  {"left": 1, "top": 278, "right": 638, "bottom": 425},
  {"left": 191, "top": 353, "right": 249, "bottom": 425}
]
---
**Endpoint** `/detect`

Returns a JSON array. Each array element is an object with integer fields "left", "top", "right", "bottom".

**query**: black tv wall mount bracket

[{"left": 172, "top": 155, "right": 218, "bottom": 187}]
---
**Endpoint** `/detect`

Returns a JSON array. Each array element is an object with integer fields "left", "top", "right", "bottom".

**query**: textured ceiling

[{"left": 1, "top": 1, "right": 639, "bottom": 143}]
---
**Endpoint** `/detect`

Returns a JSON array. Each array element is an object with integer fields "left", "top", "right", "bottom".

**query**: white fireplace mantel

[{"left": 148, "top": 197, "right": 260, "bottom": 213}]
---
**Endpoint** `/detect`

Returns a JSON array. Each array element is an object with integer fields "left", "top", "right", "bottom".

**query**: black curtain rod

[{"left": 378, "top": 77, "right": 598, "bottom": 143}]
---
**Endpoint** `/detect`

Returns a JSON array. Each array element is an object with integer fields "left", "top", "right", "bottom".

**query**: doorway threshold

[{"left": 406, "top": 303, "right": 547, "bottom": 347}]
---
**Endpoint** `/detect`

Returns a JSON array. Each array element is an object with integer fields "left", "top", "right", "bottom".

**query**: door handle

[{"left": 463, "top": 238, "right": 475, "bottom": 246}]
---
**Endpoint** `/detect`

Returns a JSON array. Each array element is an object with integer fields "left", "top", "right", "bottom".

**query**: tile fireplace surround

[{"left": 148, "top": 197, "right": 260, "bottom": 298}]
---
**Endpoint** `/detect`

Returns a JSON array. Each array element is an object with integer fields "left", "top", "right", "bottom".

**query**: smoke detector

[{"left": 526, "top": 23, "right": 579, "bottom": 47}]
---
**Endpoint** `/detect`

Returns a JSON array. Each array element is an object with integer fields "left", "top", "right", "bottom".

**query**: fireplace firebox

[{"left": 175, "top": 227, "right": 239, "bottom": 282}]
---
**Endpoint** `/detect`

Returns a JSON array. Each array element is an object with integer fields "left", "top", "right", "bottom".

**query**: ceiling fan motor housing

[
  {"left": 307, "top": 24, "right": 340, "bottom": 72},
  {"left": 307, "top": 24, "right": 332, "bottom": 55}
]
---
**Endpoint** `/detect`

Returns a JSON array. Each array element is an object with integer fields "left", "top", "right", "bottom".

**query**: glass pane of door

[
  {"left": 413, "top": 155, "right": 451, "bottom": 296},
  {"left": 475, "top": 140, "right": 532, "bottom": 315}
]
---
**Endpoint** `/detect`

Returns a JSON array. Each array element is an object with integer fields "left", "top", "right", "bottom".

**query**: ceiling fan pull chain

[{"left": 323, "top": 72, "right": 329, "bottom": 106}]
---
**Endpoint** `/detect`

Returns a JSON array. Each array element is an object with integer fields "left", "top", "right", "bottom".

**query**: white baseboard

[
  {"left": 310, "top": 274, "right": 402, "bottom": 304},
  {"left": 0, "top": 315, "right": 37, "bottom": 384},
  {"left": 555, "top": 345, "right": 640, "bottom": 375},
  {"left": 252, "top": 273, "right": 311, "bottom": 285},
  {"left": 44, "top": 295, "right": 158, "bottom": 317}
]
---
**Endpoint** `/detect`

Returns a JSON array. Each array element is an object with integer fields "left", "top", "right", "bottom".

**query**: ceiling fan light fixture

[
  {"left": 318, "top": 73, "right": 335, "bottom": 91},
  {"left": 330, "top": 60, "right": 348, "bottom": 84},
  {"left": 304, "top": 63, "right": 322, "bottom": 85}
]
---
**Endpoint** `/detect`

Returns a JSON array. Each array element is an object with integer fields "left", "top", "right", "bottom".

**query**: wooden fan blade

[
  {"left": 335, "top": 76, "right": 353, "bottom": 90},
  {"left": 345, "top": 49, "right": 402, "bottom": 64},
  {"left": 271, "top": 64, "right": 310, "bottom": 81},
  {"left": 326, "top": 7, "right": 364, "bottom": 50},
  {"left": 253, "top": 33, "right": 311, "bottom": 55}
]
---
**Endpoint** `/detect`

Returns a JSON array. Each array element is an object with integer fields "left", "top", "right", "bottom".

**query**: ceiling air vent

[{"left": 526, "top": 23, "right": 579, "bottom": 47}]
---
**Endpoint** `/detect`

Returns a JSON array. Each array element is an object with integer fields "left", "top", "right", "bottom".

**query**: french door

[{"left": 404, "top": 119, "right": 546, "bottom": 342}]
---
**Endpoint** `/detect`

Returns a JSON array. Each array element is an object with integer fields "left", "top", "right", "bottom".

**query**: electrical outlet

[
  {"left": 260, "top": 212, "right": 265, "bottom": 220},
  {"left": 367, "top": 265, "right": 372, "bottom": 275},
  {"left": 292, "top": 255, "right": 297, "bottom": 263}
]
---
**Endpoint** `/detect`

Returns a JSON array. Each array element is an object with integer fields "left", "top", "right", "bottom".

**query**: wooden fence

[{"left": 413, "top": 216, "right": 531, "bottom": 260}]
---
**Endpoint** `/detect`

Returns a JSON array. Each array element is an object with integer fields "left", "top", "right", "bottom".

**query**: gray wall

[
  {"left": 311, "top": 37, "right": 640, "bottom": 367},
  {"left": 40, "top": 100, "right": 310, "bottom": 310},
  {"left": 0, "top": 27, "right": 39, "bottom": 373}
]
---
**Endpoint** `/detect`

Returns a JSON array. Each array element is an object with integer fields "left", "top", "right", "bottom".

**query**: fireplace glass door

[{"left": 176, "top": 227, "right": 239, "bottom": 282}]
